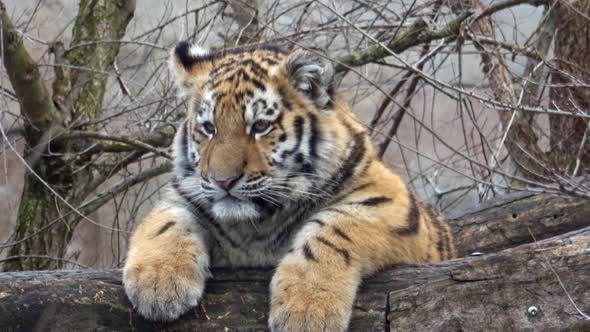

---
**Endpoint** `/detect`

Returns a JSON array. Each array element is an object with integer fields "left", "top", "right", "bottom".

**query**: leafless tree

[{"left": 0, "top": 0, "right": 588, "bottom": 271}]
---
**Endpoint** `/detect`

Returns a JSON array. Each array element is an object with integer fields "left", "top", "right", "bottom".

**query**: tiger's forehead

[
  {"left": 204, "top": 48, "right": 287, "bottom": 118},
  {"left": 211, "top": 49, "right": 284, "bottom": 96}
]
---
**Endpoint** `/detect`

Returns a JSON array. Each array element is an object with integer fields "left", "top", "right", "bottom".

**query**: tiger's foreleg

[
  {"left": 268, "top": 216, "right": 366, "bottom": 331},
  {"left": 123, "top": 204, "right": 210, "bottom": 321},
  {"left": 269, "top": 206, "right": 431, "bottom": 332}
]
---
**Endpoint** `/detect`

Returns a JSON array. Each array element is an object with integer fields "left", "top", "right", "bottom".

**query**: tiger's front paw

[
  {"left": 123, "top": 254, "right": 207, "bottom": 322},
  {"left": 269, "top": 273, "right": 354, "bottom": 332}
]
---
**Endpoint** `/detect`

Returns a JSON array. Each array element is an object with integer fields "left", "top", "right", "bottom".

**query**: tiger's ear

[
  {"left": 169, "top": 41, "right": 213, "bottom": 94},
  {"left": 284, "top": 50, "right": 335, "bottom": 109}
]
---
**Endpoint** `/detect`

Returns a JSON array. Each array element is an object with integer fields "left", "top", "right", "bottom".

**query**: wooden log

[
  {"left": 388, "top": 227, "right": 590, "bottom": 331},
  {"left": 0, "top": 193, "right": 588, "bottom": 331},
  {"left": 0, "top": 226, "right": 588, "bottom": 331},
  {"left": 447, "top": 192, "right": 590, "bottom": 256}
]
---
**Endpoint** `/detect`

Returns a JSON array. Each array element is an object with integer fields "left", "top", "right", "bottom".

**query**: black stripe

[
  {"left": 235, "top": 90, "right": 248, "bottom": 105},
  {"left": 251, "top": 78, "right": 266, "bottom": 91},
  {"left": 211, "top": 78, "right": 225, "bottom": 90},
  {"left": 240, "top": 59, "right": 268, "bottom": 77},
  {"left": 424, "top": 204, "right": 448, "bottom": 259},
  {"left": 235, "top": 68, "right": 253, "bottom": 82},
  {"left": 213, "top": 91, "right": 228, "bottom": 101},
  {"left": 207, "top": 218, "right": 241, "bottom": 249},
  {"left": 211, "top": 62, "right": 233, "bottom": 76},
  {"left": 180, "top": 121, "right": 195, "bottom": 176},
  {"left": 180, "top": 121, "right": 188, "bottom": 145},
  {"left": 293, "top": 116, "right": 304, "bottom": 148},
  {"left": 350, "top": 182, "right": 374, "bottom": 193},
  {"left": 250, "top": 196, "right": 280, "bottom": 216},
  {"left": 271, "top": 216, "right": 305, "bottom": 246},
  {"left": 439, "top": 216, "right": 454, "bottom": 259},
  {"left": 423, "top": 203, "right": 439, "bottom": 220},
  {"left": 271, "top": 199, "right": 318, "bottom": 242},
  {"left": 332, "top": 226, "right": 352, "bottom": 242},
  {"left": 280, "top": 116, "right": 305, "bottom": 159},
  {"left": 431, "top": 217, "right": 447, "bottom": 259},
  {"left": 445, "top": 230, "right": 454, "bottom": 259},
  {"left": 303, "top": 243, "right": 318, "bottom": 262},
  {"left": 260, "top": 57, "right": 279, "bottom": 65},
  {"left": 316, "top": 236, "right": 351, "bottom": 266},
  {"left": 255, "top": 98, "right": 267, "bottom": 111},
  {"left": 331, "top": 182, "right": 374, "bottom": 205},
  {"left": 443, "top": 227, "right": 453, "bottom": 260},
  {"left": 277, "top": 86, "right": 292, "bottom": 110},
  {"left": 356, "top": 159, "right": 372, "bottom": 178},
  {"left": 307, "top": 113, "right": 319, "bottom": 158},
  {"left": 153, "top": 221, "right": 175, "bottom": 237},
  {"left": 395, "top": 194, "right": 420, "bottom": 236},
  {"left": 349, "top": 196, "right": 392, "bottom": 206},
  {"left": 431, "top": 214, "right": 451, "bottom": 259},
  {"left": 296, "top": 113, "right": 319, "bottom": 174},
  {"left": 257, "top": 200, "right": 315, "bottom": 246},
  {"left": 276, "top": 112, "right": 285, "bottom": 132},
  {"left": 323, "top": 123, "right": 366, "bottom": 196},
  {"left": 325, "top": 84, "right": 335, "bottom": 109}
]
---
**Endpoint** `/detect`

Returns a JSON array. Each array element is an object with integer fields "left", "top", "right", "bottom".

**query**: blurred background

[{"left": 0, "top": 0, "right": 588, "bottom": 270}]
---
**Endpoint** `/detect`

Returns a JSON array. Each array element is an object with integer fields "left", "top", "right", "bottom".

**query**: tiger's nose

[{"left": 211, "top": 174, "right": 242, "bottom": 190}]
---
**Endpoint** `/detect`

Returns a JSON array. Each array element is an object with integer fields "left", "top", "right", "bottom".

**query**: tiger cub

[{"left": 123, "top": 41, "right": 456, "bottom": 331}]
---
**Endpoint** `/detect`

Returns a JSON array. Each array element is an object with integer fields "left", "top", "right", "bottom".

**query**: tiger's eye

[
  {"left": 252, "top": 120, "right": 272, "bottom": 134},
  {"left": 201, "top": 121, "right": 216, "bottom": 135}
]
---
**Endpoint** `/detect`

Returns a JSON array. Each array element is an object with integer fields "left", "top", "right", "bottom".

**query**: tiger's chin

[{"left": 210, "top": 196, "right": 261, "bottom": 221}]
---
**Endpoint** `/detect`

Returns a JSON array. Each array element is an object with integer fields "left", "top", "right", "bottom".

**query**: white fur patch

[
  {"left": 189, "top": 45, "right": 209, "bottom": 57},
  {"left": 211, "top": 198, "right": 260, "bottom": 221},
  {"left": 291, "top": 222, "right": 322, "bottom": 249},
  {"left": 293, "top": 64, "right": 323, "bottom": 92},
  {"left": 196, "top": 92, "right": 215, "bottom": 123}
]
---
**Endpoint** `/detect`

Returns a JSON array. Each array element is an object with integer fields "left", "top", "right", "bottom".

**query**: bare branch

[
  {"left": 0, "top": 1, "right": 62, "bottom": 139},
  {"left": 335, "top": 13, "right": 469, "bottom": 72},
  {"left": 57, "top": 129, "right": 174, "bottom": 160},
  {"left": 77, "top": 161, "right": 173, "bottom": 220}
]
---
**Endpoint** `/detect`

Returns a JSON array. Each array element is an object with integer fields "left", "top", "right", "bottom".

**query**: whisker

[{"left": 268, "top": 183, "right": 333, "bottom": 198}]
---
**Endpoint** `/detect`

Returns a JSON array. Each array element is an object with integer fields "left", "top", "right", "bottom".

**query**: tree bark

[
  {"left": 0, "top": 2, "right": 61, "bottom": 141},
  {"left": 388, "top": 227, "right": 590, "bottom": 331},
  {"left": 2, "top": 0, "right": 136, "bottom": 271},
  {"left": 448, "top": 192, "right": 590, "bottom": 256},
  {"left": 1, "top": 0, "right": 66, "bottom": 271},
  {"left": 460, "top": 0, "right": 548, "bottom": 182},
  {"left": 0, "top": 194, "right": 588, "bottom": 331},
  {"left": 548, "top": 0, "right": 590, "bottom": 176},
  {"left": 0, "top": 227, "right": 587, "bottom": 331}
]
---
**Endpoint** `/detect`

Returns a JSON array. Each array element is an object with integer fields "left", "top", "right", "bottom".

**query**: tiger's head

[{"left": 170, "top": 42, "right": 357, "bottom": 221}]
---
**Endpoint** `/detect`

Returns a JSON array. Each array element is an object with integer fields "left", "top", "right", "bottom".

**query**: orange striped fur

[{"left": 123, "top": 42, "right": 455, "bottom": 330}]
